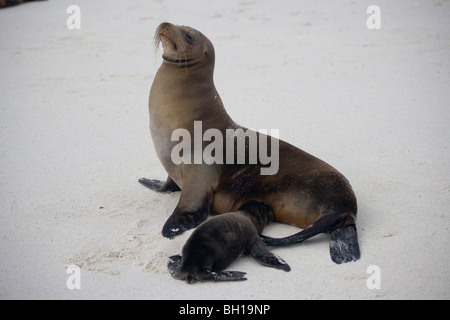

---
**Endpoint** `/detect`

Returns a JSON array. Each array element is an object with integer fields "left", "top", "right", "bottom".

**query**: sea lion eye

[{"left": 185, "top": 33, "right": 195, "bottom": 45}]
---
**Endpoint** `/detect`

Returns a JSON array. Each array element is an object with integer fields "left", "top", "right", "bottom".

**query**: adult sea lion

[
  {"left": 168, "top": 201, "right": 290, "bottom": 283},
  {"left": 139, "top": 22, "right": 360, "bottom": 264}
]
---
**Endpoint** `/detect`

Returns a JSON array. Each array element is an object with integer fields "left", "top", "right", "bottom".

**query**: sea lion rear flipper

[
  {"left": 261, "top": 212, "right": 361, "bottom": 264},
  {"left": 330, "top": 225, "right": 360, "bottom": 264},
  {"left": 138, "top": 176, "right": 181, "bottom": 193},
  {"left": 249, "top": 240, "right": 291, "bottom": 272},
  {"left": 260, "top": 212, "right": 346, "bottom": 246}
]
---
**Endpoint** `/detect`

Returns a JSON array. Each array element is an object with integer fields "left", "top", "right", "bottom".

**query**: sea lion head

[
  {"left": 154, "top": 22, "right": 215, "bottom": 69},
  {"left": 238, "top": 201, "right": 274, "bottom": 233}
]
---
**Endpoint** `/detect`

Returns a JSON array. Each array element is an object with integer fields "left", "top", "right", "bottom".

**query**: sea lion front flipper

[
  {"left": 162, "top": 210, "right": 209, "bottom": 238},
  {"left": 168, "top": 255, "right": 184, "bottom": 279},
  {"left": 162, "top": 203, "right": 209, "bottom": 238},
  {"left": 162, "top": 169, "right": 215, "bottom": 238},
  {"left": 329, "top": 225, "right": 361, "bottom": 264},
  {"left": 167, "top": 256, "right": 247, "bottom": 283},
  {"left": 138, "top": 176, "right": 181, "bottom": 193},
  {"left": 198, "top": 270, "right": 247, "bottom": 282},
  {"left": 168, "top": 255, "right": 182, "bottom": 272},
  {"left": 168, "top": 254, "right": 182, "bottom": 264},
  {"left": 249, "top": 240, "right": 291, "bottom": 272}
]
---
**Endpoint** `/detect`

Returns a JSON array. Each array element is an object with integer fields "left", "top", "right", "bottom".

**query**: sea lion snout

[
  {"left": 155, "top": 22, "right": 178, "bottom": 52},
  {"left": 160, "top": 22, "right": 170, "bottom": 30}
]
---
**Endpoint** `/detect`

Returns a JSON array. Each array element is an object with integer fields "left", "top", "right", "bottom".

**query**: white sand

[{"left": 1, "top": 0, "right": 449, "bottom": 300}]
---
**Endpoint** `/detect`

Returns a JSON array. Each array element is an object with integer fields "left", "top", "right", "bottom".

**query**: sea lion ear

[{"left": 203, "top": 43, "right": 209, "bottom": 57}]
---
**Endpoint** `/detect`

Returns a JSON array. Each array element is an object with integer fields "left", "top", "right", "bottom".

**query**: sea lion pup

[
  {"left": 140, "top": 22, "right": 360, "bottom": 264},
  {"left": 168, "top": 201, "right": 290, "bottom": 283}
]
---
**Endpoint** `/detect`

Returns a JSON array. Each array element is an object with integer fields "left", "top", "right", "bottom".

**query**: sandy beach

[{"left": 1, "top": 0, "right": 449, "bottom": 299}]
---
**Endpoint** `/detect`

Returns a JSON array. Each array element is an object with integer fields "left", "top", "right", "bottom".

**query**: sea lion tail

[{"left": 260, "top": 212, "right": 348, "bottom": 246}]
